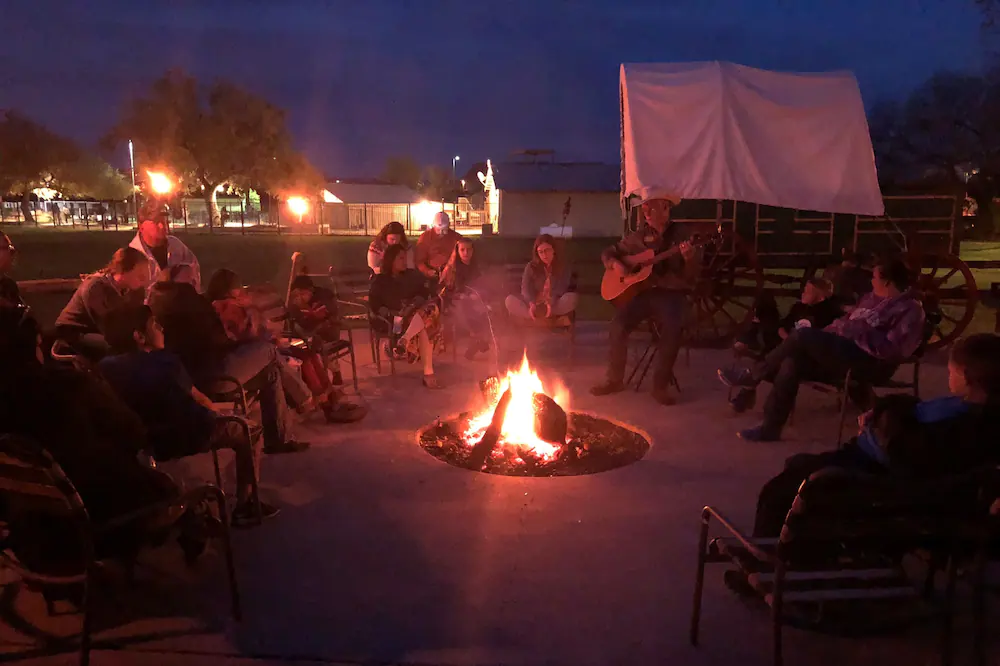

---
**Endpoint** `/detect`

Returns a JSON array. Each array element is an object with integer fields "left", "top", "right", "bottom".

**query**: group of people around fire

[{"left": 1, "top": 190, "right": 999, "bottom": 595}]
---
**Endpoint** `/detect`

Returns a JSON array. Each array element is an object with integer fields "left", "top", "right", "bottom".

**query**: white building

[{"left": 480, "top": 160, "right": 621, "bottom": 237}]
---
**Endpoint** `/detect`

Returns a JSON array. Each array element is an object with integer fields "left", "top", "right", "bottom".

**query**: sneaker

[
  {"left": 717, "top": 366, "right": 758, "bottom": 388},
  {"left": 231, "top": 500, "right": 281, "bottom": 529},
  {"left": 264, "top": 439, "right": 311, "bottom": 454},
  {"left": 324, "top": 401, "right": 369, "bottom": 424},
  {"left": 651, "top": 386, "right": 678, "bottom": 406},
  {"left": 590, "top": 381, "right": 625, "bottom": 397},
  {"left": 729, "top": 388, "right": 757, "bottom": 414},
  {"left": 737, "top": 424, "right": 780, "bottom": 442},
  {"left": 422, "top": 374, "right": 444, "bottom": 390}
]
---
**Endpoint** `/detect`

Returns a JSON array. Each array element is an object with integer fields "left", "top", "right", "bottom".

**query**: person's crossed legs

[{"left": 719, "top": 328, "right": 885, "bottom": 440}]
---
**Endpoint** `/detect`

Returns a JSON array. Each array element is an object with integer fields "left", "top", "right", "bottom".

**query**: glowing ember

[{"left": 462, "top": 354, "right": 570, "bottom": 460}]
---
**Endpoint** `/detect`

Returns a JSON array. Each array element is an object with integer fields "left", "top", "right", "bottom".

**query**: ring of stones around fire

[{"left": 417, "top": 411, "right": 652, "bottom": 478}]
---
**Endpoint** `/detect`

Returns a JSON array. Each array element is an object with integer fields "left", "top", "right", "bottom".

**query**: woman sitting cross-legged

[
  {"left": 439, "top": 236, "right": 494, "bottom": 360},
  {"left": 369, "top": 244, "right": 444, "bottom": 389},
  {"left": 206, "top": 269, "right": 366, "bottom": 424},
  {"left": 98, "top": 304, "right": 279, "bottom": 527},
  {"left": 54, "top": 246, "right": 150, "bottom": 361},
  {"left": 368, "top": 221, "right": 415, "bottom": 276},
  {"left": 505, "top": 234, "right": 577, "bottom": 324}
]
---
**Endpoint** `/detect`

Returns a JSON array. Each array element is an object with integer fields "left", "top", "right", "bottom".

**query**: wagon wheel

[
  {"left": 904, "top": 251, "right": 979, "bottom": 351},
  {"left": 687, "top": 230, "right": 764, "bottom": 347}
]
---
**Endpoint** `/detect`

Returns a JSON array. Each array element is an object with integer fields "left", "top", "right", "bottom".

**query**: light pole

[
  {"left": 128, "top": 140, "right": 137, "bottom": 224},
  {"left": 452, "top": 155, "right": 460, "bottom": 179}
]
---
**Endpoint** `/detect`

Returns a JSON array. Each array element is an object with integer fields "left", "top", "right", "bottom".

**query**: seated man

[
  {"left": 751, "top": 333, "right": 1000, "bottom": 540},
  {"left": 148, "top": 278, "right": 309, "bottom": 454},
  {"left": 718, "top": 258, "right": 925, "bottom": 441},
  {"left": 415, "top": 211, "right": 462, "bottom": 284},
  {"left": 0, "top": 305, "right": 181, "bottom": 570},
  {"left": 129, "top": 199, "right": 201, "bottom": 296},
  {"left": 590, "top": 192, "right": 699, "bottom": 406},
  {"left": 730, "top": 278, "right": 843, "bottom": 412},
  {"left": 99, "top": 305, "right": 278, "bottom": 527}
]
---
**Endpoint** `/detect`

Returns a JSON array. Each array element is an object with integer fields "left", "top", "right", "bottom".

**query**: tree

[
  {"left": 420, "top": 164, "right": 462, "bottom": 201},
  {"left": 105, "top": 69, "right": 322, "bottom": 227},
  {"left": 57, "top": 155, "right": 133, "bottom": 201},
  {"left": 0, "top": 110, "right": 81, "bottom": 222},
  {"left": 381, "top": 156, "right": 422, "bottom": 190}
]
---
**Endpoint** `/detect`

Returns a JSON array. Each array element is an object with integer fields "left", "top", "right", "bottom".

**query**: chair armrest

[
  {"left": 95, "top": 484, "right": 227, "bottom": 534},
  {"left": 700, "top": 505, "right": 777, "bottom": 564}
]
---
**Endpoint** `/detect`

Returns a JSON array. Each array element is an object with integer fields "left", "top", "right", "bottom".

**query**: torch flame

[
  {"left": 146, "top": 171, "right": 173, "bottom": 195},
  {"left": 463, "top": 353, "right": 569, "bottom": 460}
]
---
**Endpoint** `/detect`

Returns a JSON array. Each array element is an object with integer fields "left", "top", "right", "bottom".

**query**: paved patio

[{"left": 2, "top": 324, "right": 993, "bottom": 665}]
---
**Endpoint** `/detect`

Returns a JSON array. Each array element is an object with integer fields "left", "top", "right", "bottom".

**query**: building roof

[
  {"left": 492, "top": 162, "right": 620, "bottom": 193},
  {"left": 323, "top": 182, "right": 422, "bottom": 204}
]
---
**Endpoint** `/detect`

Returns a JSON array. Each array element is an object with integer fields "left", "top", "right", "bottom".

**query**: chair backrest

[
  {"left": 0, "top": 434, "right": 88, "bottom": 523},
  {"left": 777, "top": 464, "right": 1000, "bottom": 563}
]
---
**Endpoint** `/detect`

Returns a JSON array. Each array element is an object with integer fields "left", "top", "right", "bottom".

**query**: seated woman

[
  {"left": 0, "top": 305, "right": 181, "bottom": 569},
  {"left": 368, "top": 221, "right": 414, "bottom": 276},
  {"left": 751, "top": 333, "right": 1000, "bottom": 540},
  {"left": 98, "top": 304, "right": 278, "bottom": 527},
  {"left": 369, "top": 244, "right": 444, "bottom": 389},
  {"left": 54, "top": 246, "right": 150, "bottom": 361},
  {"left": 505, "top": 234, "right": 577, "bottom": 324},
  {"left": 207, "top": 269, "right": 364, "bottom": 424},
  {"left": 718, "top": 258, "right": 925, "bottom": 441},
  {"left": 729, "top": 278, "right": 844, "bottom": 412},
  {"left": 439, "top": 236, "right": 492, "bottom": 360}
]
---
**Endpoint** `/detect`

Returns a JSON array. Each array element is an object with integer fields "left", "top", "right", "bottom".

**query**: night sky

[{"left": 2, "top": 0, "right": 985, "bottom": 177}]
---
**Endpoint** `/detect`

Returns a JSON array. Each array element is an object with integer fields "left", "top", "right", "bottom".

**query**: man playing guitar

[{"left": 590, "top": 192, "right": 700, "bottom": 405}]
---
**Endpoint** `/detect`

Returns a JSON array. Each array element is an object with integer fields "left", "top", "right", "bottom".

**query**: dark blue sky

[{"left": 1, "top": 0, "right": 986, "bottom": 177}]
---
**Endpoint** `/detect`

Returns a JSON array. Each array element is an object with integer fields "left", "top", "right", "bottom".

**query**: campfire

[
  {"left": 462, "top": 354, "right": 571, "bottom": 464},
  {"left": 418, "top": 354, "right": 651, "bottom": 477}
]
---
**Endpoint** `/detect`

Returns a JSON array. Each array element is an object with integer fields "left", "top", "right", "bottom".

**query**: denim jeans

[
  {"left": 605, "top": 288, "right": 687, "bottom": 391},
  {"left": 753, "top": 328, "right": 890, "bottom": 433},
  {"left": 203, "top": 340, "right": 290, "bottom": 449}
]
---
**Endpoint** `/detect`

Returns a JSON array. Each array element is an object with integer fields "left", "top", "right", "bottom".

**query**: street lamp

[
  {"left": 287, "top": 196, "right": 309, "bottom": 224},
  {"left": 127, "top": 140, "right": 137, "bottom": 223},
  {"left": 146, "top": 171, "right": 173, "bottom": 195},
  {"left": 452, "top": 155, "right": 460, "bottom": 178}
]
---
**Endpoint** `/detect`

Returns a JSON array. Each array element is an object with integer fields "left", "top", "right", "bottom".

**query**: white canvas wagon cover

[{"left": 620, "top": 61, "right": 884, "bottom": 216}]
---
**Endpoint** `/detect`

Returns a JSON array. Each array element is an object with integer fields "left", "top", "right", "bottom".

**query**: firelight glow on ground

[{"left": 461, "top": 353, "right": 570, "bottom": 460}]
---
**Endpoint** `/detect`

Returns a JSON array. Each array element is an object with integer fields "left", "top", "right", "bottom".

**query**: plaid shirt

[{"left": 825, "top": 290, "right": 925, "bottom": 362}]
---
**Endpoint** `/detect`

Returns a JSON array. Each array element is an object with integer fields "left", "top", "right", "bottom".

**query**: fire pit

[{"left": 418, "top": 355, "right": 651, "bottom": 477}]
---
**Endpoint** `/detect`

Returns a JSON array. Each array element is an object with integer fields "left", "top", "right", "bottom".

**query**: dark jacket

[
  {"left": 369, "top": 269, "right": 430, "bottom": 315},
  {"left": 148, "top": 281, "right": 234, "bottom": 374},
  {"left": 0, "top": 275, "right": 21, "bottom": 307},
  {"left": 780, "top": 297, "right": 844, "bottom": 334}
]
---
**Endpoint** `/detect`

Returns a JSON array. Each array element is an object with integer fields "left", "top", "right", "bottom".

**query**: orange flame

[{"left": 463, "top": 354, "right": 569, "bottom": 460}]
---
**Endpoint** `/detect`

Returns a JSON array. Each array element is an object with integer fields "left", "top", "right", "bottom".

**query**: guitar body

[{"left": 600, "top": 249, "right": 656, "bottom": 307}]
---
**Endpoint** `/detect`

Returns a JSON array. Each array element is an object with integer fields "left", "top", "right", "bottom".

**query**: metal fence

[{"left": 1, "top": 198, "right": 491, "bottom": 237}]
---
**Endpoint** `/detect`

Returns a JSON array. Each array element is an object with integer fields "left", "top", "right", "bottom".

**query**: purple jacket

[{"left": 825, "top": 290, "right": 925, "bottom": 362}]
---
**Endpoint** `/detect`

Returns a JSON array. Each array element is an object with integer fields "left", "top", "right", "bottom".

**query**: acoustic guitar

[{"left": 600, "top": 231, "right": 722, "bottom": 306}]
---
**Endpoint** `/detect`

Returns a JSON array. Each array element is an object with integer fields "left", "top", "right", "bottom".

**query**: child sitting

[
  {"left": 287, "top": 275, "right": 344, "bottom": 385},
  {"left": 98, "top": 304, "right": 279, "bottom": 528},
  {"left": 730, "top": 278, "right": 843, "bottom": 412}
]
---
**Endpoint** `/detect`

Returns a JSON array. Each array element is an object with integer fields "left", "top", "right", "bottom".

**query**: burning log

[
  {"left": 532, "top": 393, "right": 567, "bottom": 445},
  {"left": 465, "top": 388, "right": 513, "bottom": 470}
]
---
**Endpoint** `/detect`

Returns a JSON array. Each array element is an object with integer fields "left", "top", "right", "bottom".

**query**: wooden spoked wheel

[
  {"left": 687, "top": 230, "right": 764, "bottom": 347},
  {"left": 905, "top": 252, "right": 979, "bottom": 350}
]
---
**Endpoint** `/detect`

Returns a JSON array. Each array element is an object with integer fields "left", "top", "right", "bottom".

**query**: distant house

[
  {"left": 321, "top": 182, "right": 422, "bottom": 235},
  {"left": 481, "top": 161, "right": 621, "bottom": 237}
]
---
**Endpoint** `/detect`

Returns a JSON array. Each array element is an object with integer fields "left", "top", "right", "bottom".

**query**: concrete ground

[{"left": 2, "top": 324, "right": 995, "bottom": 666}]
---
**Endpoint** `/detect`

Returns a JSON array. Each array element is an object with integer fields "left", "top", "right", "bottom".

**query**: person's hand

[{"left": 679, "top": 241, "right": 696, "bottom": 261}]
